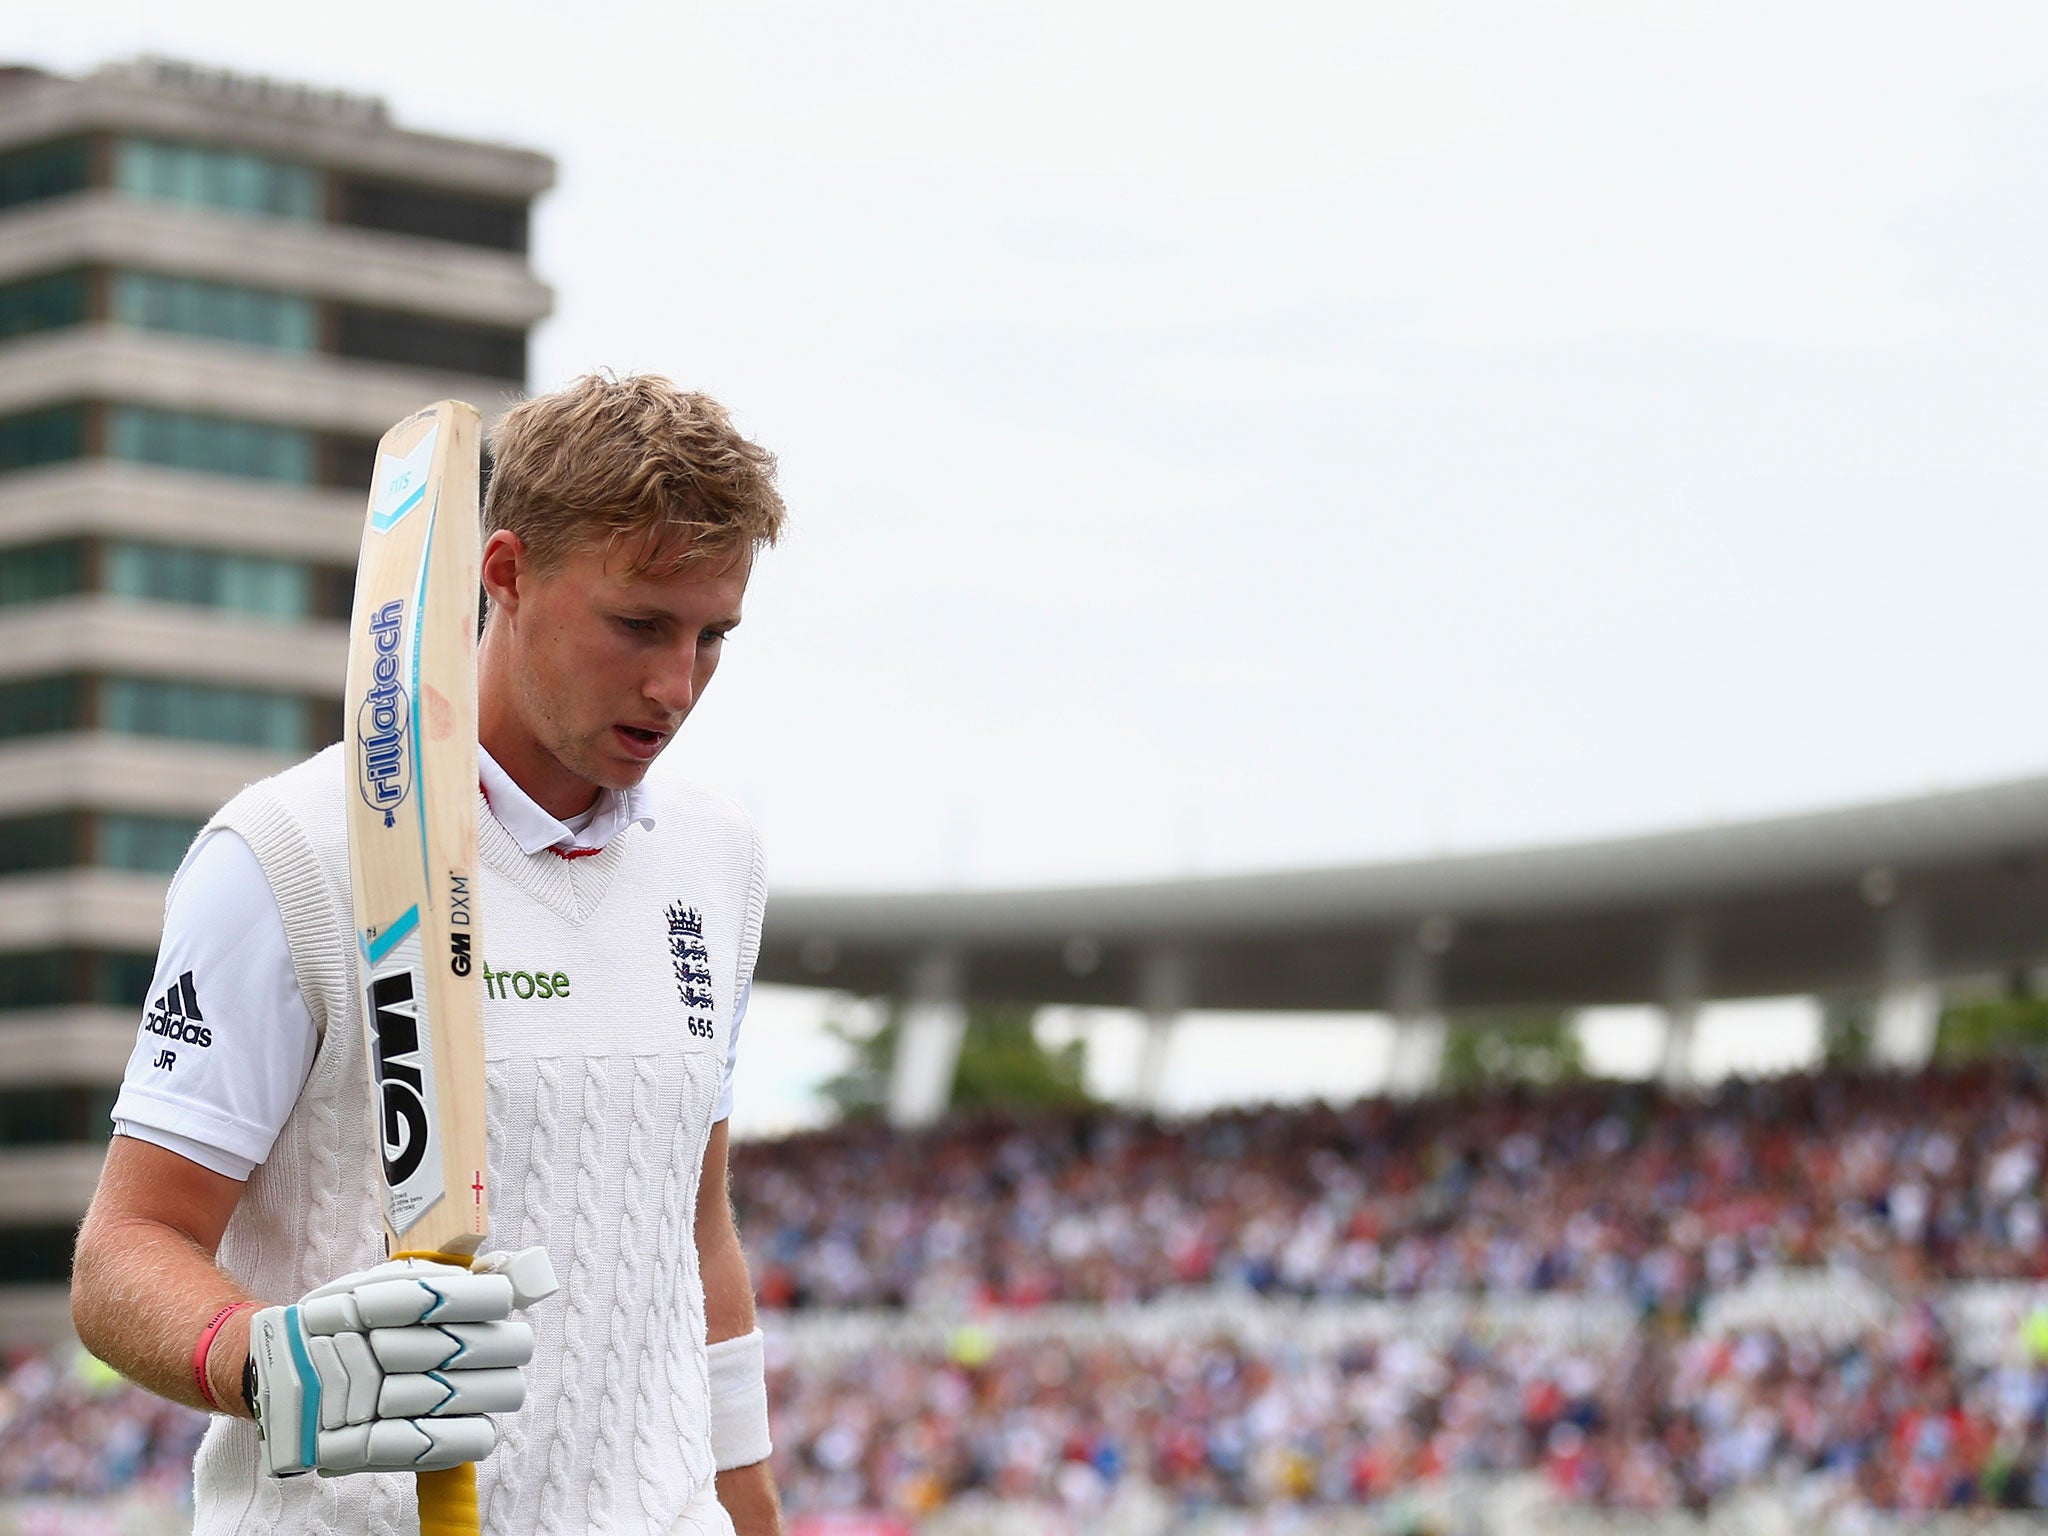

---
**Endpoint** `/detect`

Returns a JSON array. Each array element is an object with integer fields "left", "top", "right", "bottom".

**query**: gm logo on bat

[
  {"left": 368, "top": 968, "right": 431, "bottom": 1188},
  {"left": 357, "top": 598, "right": 412, "bottom": 826}
]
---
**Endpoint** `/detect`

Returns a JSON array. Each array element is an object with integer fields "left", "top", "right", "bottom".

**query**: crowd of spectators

[
  {"left": 12, "top": 1303, "right": 2048, "bottom": 1518},
  {"left": 735, "top": 1065, "right": 2048, "bottom": 1316},
  {"left": 9, "top": 1063, "right": 2048, "bottom": 1521},
  {"left": 0, "top": 1348, "right": 201, "bottom": 1500},
  {"left": 767, "top": 1305, "right": 2048, "bottom": 1519}
]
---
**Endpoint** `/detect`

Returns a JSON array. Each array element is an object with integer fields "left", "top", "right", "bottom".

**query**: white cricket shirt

[{"left": 111, "top": 751, "right": 748, "bottom": 1180}]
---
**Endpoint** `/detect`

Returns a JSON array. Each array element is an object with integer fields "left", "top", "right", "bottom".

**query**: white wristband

[{"left": 705, "top": 1328, "right": 772, "bottom": 1471}]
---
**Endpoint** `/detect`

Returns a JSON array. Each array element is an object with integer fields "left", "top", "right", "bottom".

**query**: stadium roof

[{"left": 755, "top": 774, "right": 2048, "bottom": 1011}]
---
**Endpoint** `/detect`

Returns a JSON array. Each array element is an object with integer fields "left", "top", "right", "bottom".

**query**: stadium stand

[
  {"left": 733, "top": 1066, "right": 2048, "bottom": 1313},
  {"left": 9, "top": 1065, "right": 2048, "bottom": 1530}
]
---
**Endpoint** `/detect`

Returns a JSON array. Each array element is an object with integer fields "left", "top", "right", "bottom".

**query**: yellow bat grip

[
  {"left": 393, "top": 1250, "right": 482, "bottom": 1536},
  {"left": 416, "top": 1463, "right": 479, "bottom": 1536}
]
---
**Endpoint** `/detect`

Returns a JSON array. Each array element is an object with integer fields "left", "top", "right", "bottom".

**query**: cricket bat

[{"left": 343, "top": 400, "right": 489, "bottom": 1536}]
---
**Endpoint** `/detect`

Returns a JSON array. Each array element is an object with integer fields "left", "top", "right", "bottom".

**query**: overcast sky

[{"left": 19, "top": 1, "right": 2048, "bottom": 1122}]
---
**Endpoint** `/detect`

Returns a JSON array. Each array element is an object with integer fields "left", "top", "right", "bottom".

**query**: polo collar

[{"left": 478, "top": 748, "right": 657, "bottom": 858}]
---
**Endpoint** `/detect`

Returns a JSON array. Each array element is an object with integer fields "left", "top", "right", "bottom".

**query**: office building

[{"left": 0, "top": 57, "right": 552, "bottom": 1341}]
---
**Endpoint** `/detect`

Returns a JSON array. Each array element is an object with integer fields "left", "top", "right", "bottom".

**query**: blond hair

[{"left": 484, "top": 373, "right": 785, "bottom": 575}]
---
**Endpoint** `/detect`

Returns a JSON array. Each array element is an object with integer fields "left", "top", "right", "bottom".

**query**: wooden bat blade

[{"left": 343, "top": 400, "right": 488, "bottom": 1265}]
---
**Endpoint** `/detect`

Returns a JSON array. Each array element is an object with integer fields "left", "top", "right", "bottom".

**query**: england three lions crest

[{"left": 666, "top": 902, "right": 718, "bottom": 1040}]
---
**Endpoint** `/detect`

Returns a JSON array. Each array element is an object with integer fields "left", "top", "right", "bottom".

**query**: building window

[
  {"left": 108, "top": 405, "right": 314, "bottom": 484},
  {"left": 0, "top": 951, "right": 72, "bottom": 1010},
  {"left": 0, "top": 1224, "right": 78, "bottom": 1282},
  {"left": 0, "top": 541, "right": 86, "bottom": 606},
  {"left": 0, "top": 1088, "right": 117, "bottom": 1147},
  {"left": 0, "top": 676, "right": 85, "bottom": 739},
  {"left": 314, "top": 566, "right": 356, "bottom": 622},
  {"left": 324, "top": 434, "right": 380, "bottom": 492},
  {"left": 333, "top": 306, "right": 525, "bottom": 381},
  {"left": 92, "top": 951, "right": 157, "bottom": 1010},
  {"left": 0, "top": 404, "right": 86, "bottom": 475},
  {"left": 0, "top": 269, "right": 90, "bottom": 342},
  {"left": 104, "top": 541, "right": 314, "bottom": 622},
  {"left": 100, "top": 675, "right": 312, "bottom": 753},
  {"left": 335, "top": 176, "right": 527, "bottom": 253},
  {"left": 0, "top": 948, "right": 150, "bottom": 1012},
  {"left": 0, "top": 539, "right": 347, "bottom": 619},
  {"left": 96, "top": 812, "right": 202, "bottom": 873},
  {"left": 0, "top": 138, "right": 91, "bottom": 213},
  {"left": 114, "top": 137, "right": 319, "bottom": 221},
  {"left": 0, "top": 814, "right": 76, "bottom": 877},
  {"left": 111, "top": 270, "right": 316, "bottom": 352},
  {"left": 0, "top": 671, "right": 316, "bottom": 753},
  {"left": 0, "top": 811, "right": 197, "bottom": 877}
]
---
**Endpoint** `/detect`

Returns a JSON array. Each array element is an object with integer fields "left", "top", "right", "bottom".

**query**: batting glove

[{"left": 249, "top": 1246, "right": 558, "bottom": 1478}]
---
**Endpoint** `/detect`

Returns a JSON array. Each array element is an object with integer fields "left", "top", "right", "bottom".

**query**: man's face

[{"left": 481, "top": 531, "right": 750, "bottom": 809}]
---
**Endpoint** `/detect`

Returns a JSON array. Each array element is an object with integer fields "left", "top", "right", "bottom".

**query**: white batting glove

[{"left": 249, "top": 1247, "right": 557, "bottom": 1478}]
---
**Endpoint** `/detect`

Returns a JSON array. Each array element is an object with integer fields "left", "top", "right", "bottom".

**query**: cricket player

[{"left": 69, "top": 374, "right": 788, "bottom": 1535}]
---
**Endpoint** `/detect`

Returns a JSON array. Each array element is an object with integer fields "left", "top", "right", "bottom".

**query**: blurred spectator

[
  {"left": 11, "top": 1311, "right": 2046, "bottom": 1516},
  {"left": 736, "top": 1065, "right": 2048, "bottom": 1314},
  {"left": 0, "top": 1348, "right": 202, "bottom": 1498},
  {"left": 767, "top": 1307, "right": 2048, "bottom": 1519},
  {"left": 10, "top": 1062, "right": 2048, "bottom": 1521}
]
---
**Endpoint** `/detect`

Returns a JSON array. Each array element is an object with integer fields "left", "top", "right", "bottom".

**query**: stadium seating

[{"left": 8, "top": 1065, "right": 2048, "bottom": 1525}]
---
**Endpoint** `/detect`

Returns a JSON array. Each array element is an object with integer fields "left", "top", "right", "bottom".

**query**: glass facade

[
  {"left": 0, "top": 672, "right": 315, "bottom": 751},
  {"left": 104, "top": 541, "right": 313, "bottom": 621},
  {"left": 0, "top": 1088, "right": 117, "bottom": 1147},
  {"left": 111, "top": 270, "right": 316, "bottom": 352},
  {"left": 0, "top": 269, "right": 90, "bottom": 342},
  {"left": 0, "top": 948, "right": 153, "bottom": 1012},
  {"left": 0, "top": 541, "right": 85, "bottom": 607},
  {"left": 0, "top": 811, "right": 195, "bottom": 876},
  {"left": 0, "top": 676, "right": 84, "bottom": 739},
  {"left": 334, "top": 305, "right": 525, "bottom": 380},
  {"left": 0, "top": 403, "right": 371, "bottom": 487},
  {"left": 0, "top": 951, "right": 71, "bottom": 1011},
  {"left": 0, "top": 814, "right": 74, "bottom": 877},
  {"left": 0, "top": 138, "right": 90, "bottom": 213},
  {"left": 0, "top": 405, "right": 86, "bottom": 476},
  {"left": 337, "top": 176, "right": 527, "bottom": 252},
  {"left": 108, "top": 405, "right": 313, "bottom": 483},
  {"left": 92, "top": 950, "right": 158, "bottom": 1008},
  {"left": 0, "top": 1225, "right": 76, "bottom": 1283},
  {"left": 97, "top": 812, "right": 202, "bottom": 873},
  {"left": 114, "top": 137, "right": 319, "bottom": 221},
  {"left": 100, "top": 675, "right": 312, "bottom": 752}
]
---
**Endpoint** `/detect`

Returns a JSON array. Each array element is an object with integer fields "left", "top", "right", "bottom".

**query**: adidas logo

[{"left": 143, "top": 971, "right": 213, "bottom": 1048}]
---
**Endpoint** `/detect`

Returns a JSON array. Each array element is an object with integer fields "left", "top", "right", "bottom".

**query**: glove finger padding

[
  {"left": 252, "top": 1245, "right": 557, "bottom": 1479},
  {"left": 303, "top": 1272, "right": 515, "bottom": 1333},
  {"left": 379, "top": 1366, "right": 526, "bottom": 1417},
  {"left": 313, "top": 1415, "right": 497, "bottom": 1476},
  {"left": 370, "top": 1319, "right": 534, "bottom": 1373}
]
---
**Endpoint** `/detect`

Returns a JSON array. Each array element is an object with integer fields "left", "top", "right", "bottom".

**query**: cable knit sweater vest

[{"left": 188, "top": 744, "right": 764, "bottom": 1536}]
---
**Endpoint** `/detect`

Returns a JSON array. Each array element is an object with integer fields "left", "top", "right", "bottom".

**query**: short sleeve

[
  {"left": 110, "top": 829, "right": 319, "bottom": 1180},
  {"left": 715, "top": 980, "right": 748, "bottom": 1122}
]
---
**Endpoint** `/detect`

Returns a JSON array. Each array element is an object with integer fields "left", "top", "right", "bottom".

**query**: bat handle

[
  {"left": 395, "top": 1249, "right": 484, "bottom": 1536},
  {"left": 417, "top": 1463, "right": 479, "bottom": 1536}
]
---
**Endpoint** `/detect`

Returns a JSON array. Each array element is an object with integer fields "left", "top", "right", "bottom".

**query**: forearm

[
  {"left": 701, "top": 1226, "right": 779, "bottom": 1533},
  {"left": 72, "top": 1209, "right": 263, "bottom": 1417},
  {"left": 716, "top": 1462, "right": 782, "bottom": 1536},
  {"left": 696, "top": 1122, "right": 779, "bottom": 1534}
]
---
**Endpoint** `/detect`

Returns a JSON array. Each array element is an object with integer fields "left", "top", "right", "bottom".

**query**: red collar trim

[{"left": 479, "top": 780, "right": 608, "bottom": 861}]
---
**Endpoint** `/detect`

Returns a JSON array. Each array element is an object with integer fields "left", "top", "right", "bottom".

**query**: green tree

[
  {"left": 1935, "top": 982, "right": 2048, "bottom": 1064},
  {"left": 818, "top": 1000, "right": 1093, "bottom": 1120},
  {"left": 1820, "top": 995, "right": 1876, "bottom": 1069},
  {"left": 1437, "top": 1009, "right": 1583, "bottom": 1093}
]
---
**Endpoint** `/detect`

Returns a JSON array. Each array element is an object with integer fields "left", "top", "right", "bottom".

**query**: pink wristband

[{"left": 192, "top": 1301, "right": 255, "bottom": 1412}]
